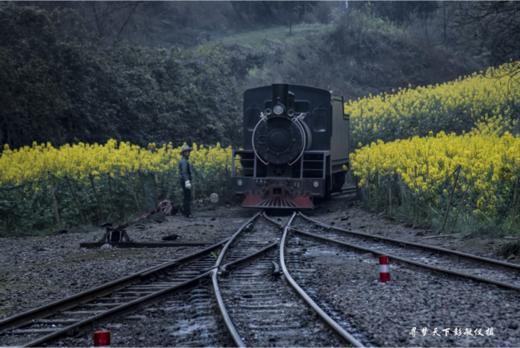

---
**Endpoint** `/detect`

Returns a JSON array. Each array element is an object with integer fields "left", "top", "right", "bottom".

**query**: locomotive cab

[{"left": 232, "top": 84, "right": 350, "bottom": 209}]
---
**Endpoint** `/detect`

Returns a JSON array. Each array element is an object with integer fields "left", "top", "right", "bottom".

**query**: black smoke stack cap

[{"left": 272, "top": 84, "right": 289, "bottom": 108}]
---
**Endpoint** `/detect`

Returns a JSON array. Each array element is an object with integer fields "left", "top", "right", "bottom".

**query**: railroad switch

[
  {"left": 102, "top": 223, "right": 132, "bottom": 244},
  {"left": 79, "top": 223, "right": 206, "bottom": 249}
]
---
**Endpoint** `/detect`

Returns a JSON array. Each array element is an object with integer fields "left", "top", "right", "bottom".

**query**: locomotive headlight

[
  {"left": 273, "top": 104, "right": 285, "bottom": 115},
  {"left": 237, "top": 179, "right": 243, "bottom": 187},
  {"left": 264, "top": 108, "right": 272, "bottom": 116},
  {"left": 313, "top": 180, "right": 320, "bottom": 188}
]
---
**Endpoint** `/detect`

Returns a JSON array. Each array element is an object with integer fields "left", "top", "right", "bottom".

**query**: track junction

[{"left": 1, "top": 210, "right": 520, "bottom": 347}]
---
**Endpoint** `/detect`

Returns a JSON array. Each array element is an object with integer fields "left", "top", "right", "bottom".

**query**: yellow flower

[
  {"left": 345, "top": 61, "right": 520, "bottom": 146},
  {"left": 0, "top": 139, "right": 234, "bottom": 188},
  {"left": 351, "top": 132, "right": 520, "bottom": 217}
]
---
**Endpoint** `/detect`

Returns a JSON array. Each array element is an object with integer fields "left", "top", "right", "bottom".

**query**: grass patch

[{"left": 203, "top": 23, "right": 332, "bottom": 49}]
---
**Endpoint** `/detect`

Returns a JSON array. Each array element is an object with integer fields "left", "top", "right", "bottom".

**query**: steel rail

[
  {"left": 280, "top": 213, "right": 365, "bottom": 348},
  {"left": 22, "top": 241, "right": 278, "bottom": 347},
  {"left": 0, "top": 238, "right": 230, "bottom": 333},
  {"left": 294, "top": 229, "right": 520, "bottom": 293},
  {"left": 23, "top": 272, "right": 211, "bottom": 347},
  {"left": 79, "top": 241, "right": 208, "bottom": 248},
  {"left": 211, "top": 212, "right": 261, "bottom": 348},
  {"left": 220, "top": 242, "right": 279, "bottom": 273},
  {"left": 261, "top": 212, "right": 288, "bottom": 228},
  {"left": 300, "top": 213, "right": 520, "bottom": 271}
]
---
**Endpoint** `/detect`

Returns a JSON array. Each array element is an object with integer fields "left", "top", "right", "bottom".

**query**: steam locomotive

[{"left": 231, "top": 84, "right": 351, "bottom": 209}]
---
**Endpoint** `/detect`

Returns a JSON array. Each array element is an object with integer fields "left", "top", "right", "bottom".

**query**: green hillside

[{"left": 1, "top": 1, "right": 518, "bottom": 149}]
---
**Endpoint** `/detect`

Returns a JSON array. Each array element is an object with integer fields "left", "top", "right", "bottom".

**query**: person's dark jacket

[{"left": 179, "top": 156, "right": 192, "bottom": 186}]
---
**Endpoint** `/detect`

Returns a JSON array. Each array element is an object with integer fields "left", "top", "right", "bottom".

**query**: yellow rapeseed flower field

[
  {"left": 345, "top": 61, "right": 520, "bottom": 146},
  {"left": 351, "top": 129, "right": 520, "bottom": 229},
  {"left": 346, "top": 61, "right": 520, "bottom": 232},
  {"left": 0, "top": 140, "right": 234, "bottom": 233},
  {"left": 0, "top": 140, "right": 232, "bottom": 186}
]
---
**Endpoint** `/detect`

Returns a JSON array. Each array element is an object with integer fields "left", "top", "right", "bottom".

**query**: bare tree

[
  {"left": 84, "top": 2, "right": 141, "bottom": 45},
  {"left": 452, "top": 1, "right": 520, "bottom": 65}
]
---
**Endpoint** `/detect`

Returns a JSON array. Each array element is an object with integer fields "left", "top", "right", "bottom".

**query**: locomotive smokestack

[{"left": 272, "top": 84, "right": 289, "bottom": 114}]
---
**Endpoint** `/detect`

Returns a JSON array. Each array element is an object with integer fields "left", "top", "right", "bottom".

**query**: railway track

[
  {"left": 1, "top": 212, "right": 366, "bottom": 347},
  {"left": 56, "top": 279, "right": 236, "bottom": 347},
  {"left": 0, "top": 215, "right": 261, "bottom": 347},
  {"left": 291, "top": 212, "right": 520, "bottom": 292},
  {"left": 0, "top": 241, "right": 223, "bottom": 347},
  {"left": 213, "top": 212, "right": 364, "bottom": 347},
  {"left": 3, "top": 210, "right": 518, "bottom": 347},
  {"left": 277, "top": 212, "right": 520, "bottom": 346}
]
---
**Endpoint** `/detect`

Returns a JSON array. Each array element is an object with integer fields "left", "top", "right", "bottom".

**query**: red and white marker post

[
  {"left": 93, "top": 330, "right": 111, "bottom": 347},
  {"left": 379, "top": 255, "right": 391, "bottom": 282}
]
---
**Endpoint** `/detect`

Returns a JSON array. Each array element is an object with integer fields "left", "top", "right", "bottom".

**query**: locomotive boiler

[{"left": 231, "top": 84, "right": 351, "bottom": 209}]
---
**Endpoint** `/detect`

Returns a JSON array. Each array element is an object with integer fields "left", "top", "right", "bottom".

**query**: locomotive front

[
  {"left": 232, "top": 84, "right": 350, "bottom": 209},
  {"left": 252, "top": 84, "right": 309, "bottom": 168}
]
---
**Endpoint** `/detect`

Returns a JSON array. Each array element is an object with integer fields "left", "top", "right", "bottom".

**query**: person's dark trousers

[{"left": 182, "top": 187, "right": 192, "bottom": 216}]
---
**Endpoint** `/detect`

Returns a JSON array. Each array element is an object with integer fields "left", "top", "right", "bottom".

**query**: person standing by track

[{"left": 179, "top": 144, "right": 193, "bottom": 218}]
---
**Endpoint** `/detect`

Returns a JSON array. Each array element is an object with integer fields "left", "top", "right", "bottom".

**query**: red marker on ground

[
  {"left": 379, "top": 255, "right": 391, "bottom": 282},
  {"left": 93, "top": 330, "right": 111, "bottom": 347}
]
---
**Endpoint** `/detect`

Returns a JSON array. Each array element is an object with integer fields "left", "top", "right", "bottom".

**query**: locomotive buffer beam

[{"left": 242, "top": 193, "right": 314, "bottom": 209}]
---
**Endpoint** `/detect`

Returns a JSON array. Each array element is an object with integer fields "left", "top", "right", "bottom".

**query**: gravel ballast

[
  {"left": 2, "top": 197, "right": 519, "bottom": 347},
  {"left": 286, "top": 233, "right": 520, "bottom": 347},
  {"left": 54, "top": 281, "right": 234, "bottom": 347},
  {"left": 0, "top": 206, "right": 249, "bottom": 319}
]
